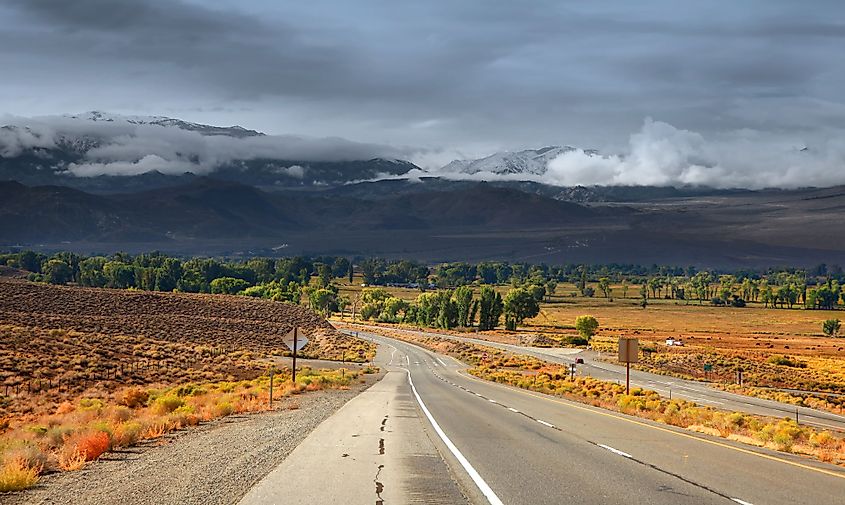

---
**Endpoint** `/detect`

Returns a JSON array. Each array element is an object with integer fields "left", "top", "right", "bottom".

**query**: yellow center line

[{"left": 456, "top": 369, "right": 845, "bottom": 480}]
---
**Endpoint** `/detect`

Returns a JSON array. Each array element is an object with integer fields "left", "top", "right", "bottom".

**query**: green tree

[
  {"left": 528, "top": 284, "right": 546, "bottom": 303},
  {"left": 43, "top": 259, "right": 73, "bottom": 285},
  {"left": 639, "top": 283, "right": 648, "bottom": 309},
  {"left": 453, "top": 286, "right": 474, "bottom": 327},
  {"left": 104, "top": 261, "right": 136, "bottom": 288},
  {"left": 823, "top": 318, "right": 841, "bottom": 337},
  {"left": 478, "top": 286, "right": 504, "bottom": 331},
  {"left": 503, "top": 287, "right": 540, "bottom": 330},
  {"left": 18, "top": 251, "right": 43, "bottom": 273},
  {"left": 574, "top": 315, "right": 599, "bottom": 340},
  {"left": 316, "top": 263, "right": 332, "bottom": 288},
  {"left": 598, "top": 277, "right": 612, "bottom": 298},
  {"left": 79, "top": 256, "right": 108, "bottom": 287},
  {"left": 544, "top": 280, "right": 557, "bottom": 301},
  {"left": 309, "top": 288, "right": 338, "bottom": 316},
  {"left": 209, "top": 277, "right": 250, "bottom": 295}
]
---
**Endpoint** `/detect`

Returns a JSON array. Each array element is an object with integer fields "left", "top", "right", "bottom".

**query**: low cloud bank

[
  {"left": 3, "top": 113, "right": 844, "bottom": 189},
  {"left": 0, "top": 113, "right": 409, "bottom": 177},
  {"left": 433, "top": 119, "right": 845, "bottom": 189}
]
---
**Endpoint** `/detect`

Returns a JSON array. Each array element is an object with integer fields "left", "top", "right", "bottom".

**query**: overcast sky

[{"left": 2, "top": 0, "right": 845, "bottom": 185}]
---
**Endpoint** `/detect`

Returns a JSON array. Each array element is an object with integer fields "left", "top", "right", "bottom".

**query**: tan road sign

[
  {"left": 618, "top": 337, "right": 639, "bottom": 363},
  {"left": 283, "top": 327, "right": 309, "bottom": 352}
]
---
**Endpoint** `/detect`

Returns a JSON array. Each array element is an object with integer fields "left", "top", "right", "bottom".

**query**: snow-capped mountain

[
  {"left": 0, "top": 112, "right": 416, "bottom": 192},
  {"left": 68, "top": 111, "right": 265, "bottom": 138},
  {"left": 441, "top": 146, "right": 599, "bottom": 176}
]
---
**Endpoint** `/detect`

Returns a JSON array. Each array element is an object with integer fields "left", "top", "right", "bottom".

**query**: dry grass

[
  {"left": 0, "top": 367, "right": 374, "bottom": 491},
  {"left": 0, "top": 458, "right": 40, "bottom": 492}
]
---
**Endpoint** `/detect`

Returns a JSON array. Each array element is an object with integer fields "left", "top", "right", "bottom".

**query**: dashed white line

[
  {"left": 597, "top": 444, "right": 632, "bottom": 458},
  {"left": 488, "top": 399, "right": 497, "bottom": 404},
  {"left": 437, "top": 358, "right": 448, "bottom": 367},
  {"left": 508, "top": 407, "right": 519, "bottom": 413},
  {"left": 537, "top": 420, "right": 555, "bottom": 428},
  {"left": 406, "top": 371, "right": 504, "bottom": 505},
  {"left": 731, "top": 499, "right": 754, "bottom": 505}
]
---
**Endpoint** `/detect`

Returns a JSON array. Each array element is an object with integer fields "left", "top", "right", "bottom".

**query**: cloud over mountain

[
  {"left": 0, "top": 112, "right": 411, "bottom": 177},
  {"left": 431, "top": 119, "right": 845, "bottom": 190}
]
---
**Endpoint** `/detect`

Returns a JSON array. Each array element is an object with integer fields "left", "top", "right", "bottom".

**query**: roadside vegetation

[
  {"left": 0, "top": 368, "right": 373, "bottom": 492},
  {"left": 354, "top": 325, "right": 845, "bottom": 468}
]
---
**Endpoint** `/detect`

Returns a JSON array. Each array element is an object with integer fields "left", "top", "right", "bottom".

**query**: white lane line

[
  {"left": 731, "top": 499, "right": 754, "bottom": 505},
  {"left": 475, "top": 393, "right": 484, "bottom": 397},
  {"left": 406, "top": 371, "right": 504, "bottom": 505},
  {"left": 488, "top": 399, "right": 497, "bottom": 404},
  {"left": 537, "top": 420, "right": 555, "bottom": 428},
  {"left": 597, "top": 444, "right": 632, "bottom": 459},
  {"left": 508, "top": 407, "right": 519, "bottom": 413},
  {"left": 437, "top": 357, "right": 448, "bottom": 367}
]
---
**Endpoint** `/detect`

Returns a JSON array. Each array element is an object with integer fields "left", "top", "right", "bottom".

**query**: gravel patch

[{"left": 5, "top": 376, "right": 379, "bottom": 505}]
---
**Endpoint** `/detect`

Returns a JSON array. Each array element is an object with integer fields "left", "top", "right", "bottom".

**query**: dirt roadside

[{"left": 4, "top": 373, "right": 382, "bottom": 505}]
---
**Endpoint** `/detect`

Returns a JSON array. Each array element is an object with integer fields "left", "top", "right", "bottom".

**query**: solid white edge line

[
  {"left": 537, "top": 420, "right": 555, "bottom": 428},
  {"left": 597, "top": 443, "right": 632, "bottom": 458},
  {"left": 731, "top": 499, "right": 754, "bottom": 505},
  {"left": 406, "top": 370, "right": 505, "bottom": 505}
]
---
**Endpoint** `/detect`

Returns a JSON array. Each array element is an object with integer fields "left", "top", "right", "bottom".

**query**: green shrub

[{"left": 151, "top": 395, "right": 184, "bottom": 415}]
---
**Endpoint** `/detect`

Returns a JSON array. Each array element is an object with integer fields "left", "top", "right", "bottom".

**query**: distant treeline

[{"left": 3, "top": 251, "right": 845, "bottom": 312}]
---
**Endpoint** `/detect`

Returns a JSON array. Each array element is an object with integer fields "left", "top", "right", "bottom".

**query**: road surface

[
  {"left": 349, "top": 324, "right": 845, "bottom": 433},
  {"left": 246, "top": 331, "right": 845, "bottom": 504}
]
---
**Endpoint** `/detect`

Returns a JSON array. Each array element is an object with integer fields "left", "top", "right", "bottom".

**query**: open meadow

[{"left": 337, "top": 278, "right": 845, "bottom": 410}]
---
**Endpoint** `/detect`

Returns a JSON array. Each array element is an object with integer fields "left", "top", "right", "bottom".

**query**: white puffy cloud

[{"left": 433, "top": 118, "right": 845, "bottom": 189}]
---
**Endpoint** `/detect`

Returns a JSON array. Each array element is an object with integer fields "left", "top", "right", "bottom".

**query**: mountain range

[{"left": 3, "top": 113, "right": 845, "bottom": 267}]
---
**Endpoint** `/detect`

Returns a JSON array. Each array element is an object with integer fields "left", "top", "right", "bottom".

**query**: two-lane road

[
  {"left": 350, "top": 324, "right": 845, "bottom": 433},
  {"left": 361, "top": 330, "right": 845, "bottom": 505}
]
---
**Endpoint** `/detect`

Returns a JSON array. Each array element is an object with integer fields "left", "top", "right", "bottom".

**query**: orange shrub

[
  {"left": 66, "top": 431, "right": 110, "bottom": 461},
  {"left": 120, "top": 388, "right": 150, "bottom": 409}
]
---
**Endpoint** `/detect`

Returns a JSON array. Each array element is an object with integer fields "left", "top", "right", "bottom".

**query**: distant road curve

[{"left": 345, "top": 323, "right": 845, "bottom": 432}]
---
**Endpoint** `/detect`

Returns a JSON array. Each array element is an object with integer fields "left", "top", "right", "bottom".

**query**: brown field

[{"left": 0, "top": 279, "right": 375, "bottom": 419}]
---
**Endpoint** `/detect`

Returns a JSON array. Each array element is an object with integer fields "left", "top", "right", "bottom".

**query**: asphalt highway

[
  {"left": 364, "top": 330, "right": 845, "bottom": 505},
  {"left": 352, "top": 325, "right": 845, "bottom": 433}
]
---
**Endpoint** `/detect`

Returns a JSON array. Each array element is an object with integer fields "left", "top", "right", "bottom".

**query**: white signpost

[{"left": 284, "top": 327, "right": 309, "bottom": 383}]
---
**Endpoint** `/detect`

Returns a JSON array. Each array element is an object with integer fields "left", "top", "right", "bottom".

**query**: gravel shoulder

[{"left": 5, "top": 374, "right": 382, "bottom": 505}]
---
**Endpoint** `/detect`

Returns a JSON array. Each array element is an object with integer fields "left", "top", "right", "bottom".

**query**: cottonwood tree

[
  {"left": 478, "top": 286, "right": 504, "bottom": 330},
  {"left": 575, "top": 315, "right": 599, "bottom": 340},
  {"left": 504, "top": 287, "right": 540, "bottom": 330},
  {"left": 453, "top": 286, "right": 474, "bottom": 327}
]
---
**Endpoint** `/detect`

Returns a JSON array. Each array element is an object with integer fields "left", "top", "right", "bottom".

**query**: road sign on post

[
  {"left": 284, "top": 327, "right": 309, "bottom": 384},
  {"left": 618, "top": 337, "right": 639, "bottom": 395},
  {"left": 569, "top": 363, "right": 576, "bottom": 380}
]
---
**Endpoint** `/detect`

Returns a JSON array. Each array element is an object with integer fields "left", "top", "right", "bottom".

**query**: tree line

[{"left": 4, "top": 250, "right": 845, "bottom": 313}]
